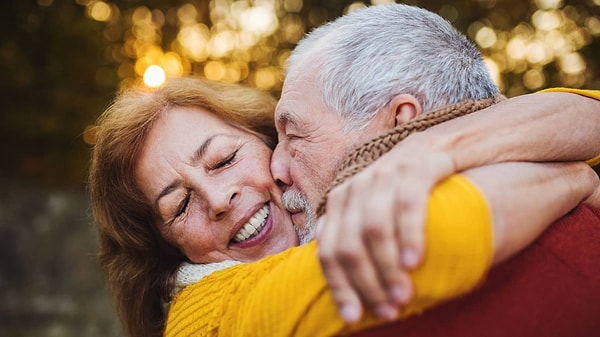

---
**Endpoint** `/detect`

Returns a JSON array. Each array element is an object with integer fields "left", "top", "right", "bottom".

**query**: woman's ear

[{"left": 387, "top": 94, "right": 423, "bottom": 126}]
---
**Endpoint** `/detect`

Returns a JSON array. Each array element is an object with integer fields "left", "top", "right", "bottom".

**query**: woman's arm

[
  {"left": 165, "top": 173, "right": 493, "bottom": 337},
  {"left": 462, "top": 161, "right": 599, "bottom": 265},
  {"left": 317, "top": 160, "right": 598, "bottom": 322}
]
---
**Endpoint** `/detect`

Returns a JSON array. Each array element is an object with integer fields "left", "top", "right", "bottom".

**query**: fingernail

[
  {"left": 403, "top": 248, "right": 419, "bottom": 268},
  {"left": 389, "top": 285, "right": 410, "bottom": 304},
  {"left": 340, "top": 304, "right": 361, "bottom": 323},
  {"left": 375, "top": 304, "right": 398, "bottom": 321}
]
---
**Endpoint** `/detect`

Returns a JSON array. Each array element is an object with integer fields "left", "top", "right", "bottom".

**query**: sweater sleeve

[
  {"left": 538, "top": 87, "right": 600, "bottom": 166},
  {"left": 164, "top": 174, "right": 493, "bottom": 337}
]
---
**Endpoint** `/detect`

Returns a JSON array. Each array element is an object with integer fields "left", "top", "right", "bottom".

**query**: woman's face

[{"left": 135, "top": 105, "right": 299, "bottom": 263}]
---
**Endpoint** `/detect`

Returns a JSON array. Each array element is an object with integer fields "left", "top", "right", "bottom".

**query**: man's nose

[{"left": 271, "top": 143, "right": 292, "bottom": 189}]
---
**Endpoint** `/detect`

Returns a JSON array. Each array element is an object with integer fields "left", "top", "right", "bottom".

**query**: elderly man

[{"left": 270, "top": 3, "right": 600, "bottom": 332}]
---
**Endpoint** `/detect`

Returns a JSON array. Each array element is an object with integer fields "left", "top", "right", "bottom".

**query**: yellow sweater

[
  {"left": 165, "top": 175, "right": 493, "bottom": 337},
  {"left": 165, "top": 88, "right": 600, "bottom": 337}
]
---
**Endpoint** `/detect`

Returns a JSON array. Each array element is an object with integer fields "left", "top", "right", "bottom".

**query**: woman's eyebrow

[
  {"left": 154, "top": 181, "right": 182, "bottom": 210},
  {"left": 190, "top": 134, "right": 219, "bottom": 163}
]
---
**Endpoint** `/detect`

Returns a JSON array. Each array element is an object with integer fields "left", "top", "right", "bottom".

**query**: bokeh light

[
  {"left": 372, "top": 0, "right": 395, "bottom": 5},
  {"left": 87, "top": 1, "right": 112, "bottom": 22},
  {"left": 177, "top": 24, "right": 210, "bottom": 61},
  {"left": 204, "top": 60, "right": 226, "bottom": 81},
  {"left": 238, "top": 5, "right": 279, "bottom": 36},
  {"left": 472, "top": 1, "right": 599, "bottom": 95},
  {"left": 523, "top": 68, "right": 546, "bottom": 89},
  {"left": 559, "top": 52, "right": 586, "bottom": 74},
  {"left": 483, "top": 57, "right": 502, "bottom": 89},
  {"left": 345, "top": 2, "right": 367, "bottom": 14},
  {"left": 143, "top": 65, "right": 166, "bottom": 87},
  {"left": 475, "top": 26, "right": 497, "bottom": 48},
  {"left": 535, "top": 0, "right": 563, "bottom": 10},
  {"left": 74, "top": 0, "right": 599, "bottom": 96},
  {"left": 283, "top": 0, "right": 303, "bottom": 12}
]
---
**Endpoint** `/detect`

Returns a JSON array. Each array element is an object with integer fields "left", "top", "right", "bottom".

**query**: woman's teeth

[{"left": 233, "top": 205, "right": 269, "bottom": 243}]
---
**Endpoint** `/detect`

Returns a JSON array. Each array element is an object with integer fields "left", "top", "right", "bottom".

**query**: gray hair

[{"left": 287, "top": 4, "right": 499, "bottom": 131}]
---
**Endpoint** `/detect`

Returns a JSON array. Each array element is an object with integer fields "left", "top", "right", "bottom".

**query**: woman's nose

[
  {"left": 207, "top": 188, "right": 238, "bottom": 221},
  {"left": 187, "top": 172, "right": 240, "bottom": 221}
]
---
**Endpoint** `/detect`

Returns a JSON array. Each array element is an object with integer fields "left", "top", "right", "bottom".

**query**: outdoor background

[{"left": 0, "top": 0, "right": 598, "bottom": 336}]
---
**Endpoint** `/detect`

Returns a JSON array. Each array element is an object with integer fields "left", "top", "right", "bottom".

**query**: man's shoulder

[
  {"left": 540, "top": 203, "right": 600, "bottom": 252},
  {"left": 352, "top": 203, "right": 600, "bottom": 337},
  {"left": 533, "top": 203, "right": 600, "bottom": 279}
]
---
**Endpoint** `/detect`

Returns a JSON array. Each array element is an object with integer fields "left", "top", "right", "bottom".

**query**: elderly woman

[{"left": 89, "top": 77, "right": 297, "bottom": 336}]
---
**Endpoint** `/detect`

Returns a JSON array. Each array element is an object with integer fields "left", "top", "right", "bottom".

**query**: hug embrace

[{"left": 89, "top": 4, "right": 600, "bottom": 337}]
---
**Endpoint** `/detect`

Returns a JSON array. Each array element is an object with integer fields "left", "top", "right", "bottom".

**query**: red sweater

[{"left": 354, "top": 204, "right": 600, "bottom": 337}]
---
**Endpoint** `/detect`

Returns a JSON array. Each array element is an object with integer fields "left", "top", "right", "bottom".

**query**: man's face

[{"left": 271, "top": 68, "right": 383, "bottom": 230}]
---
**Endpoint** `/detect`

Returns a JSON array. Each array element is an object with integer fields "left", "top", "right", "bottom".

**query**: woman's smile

[{"left": 230, "top": 203, "right": 273, "bottom": 247}]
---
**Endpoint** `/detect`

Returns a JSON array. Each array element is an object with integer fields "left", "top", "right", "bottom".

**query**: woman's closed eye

[
  {"left": 163, "top": 192, "right": 190, "bottom": 230},
  {"left": 174, "top": 192, "right": 190, "bottom": 218},
  {"left": 212, "top": 149, "right": 238, "bottom": 170}
]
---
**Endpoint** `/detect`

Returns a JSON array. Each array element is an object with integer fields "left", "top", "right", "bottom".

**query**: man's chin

[
  {"left": 291, "top": 212, "right": 306, "bottom": 229},
  {"left": 281, "top": 189, "right": 317, "bottom": 244},
  {"left": 292, "top": 212, "right": 316, "bottom": 245}
]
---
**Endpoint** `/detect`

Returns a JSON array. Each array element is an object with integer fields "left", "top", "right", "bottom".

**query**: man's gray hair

[{"left": 287, "top": 4, "right": 500, "bottom": 131}]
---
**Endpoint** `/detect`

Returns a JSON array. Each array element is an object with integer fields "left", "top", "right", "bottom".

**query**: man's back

[{"left": 354, "top": 204, "right": 600, "bottom": 337}]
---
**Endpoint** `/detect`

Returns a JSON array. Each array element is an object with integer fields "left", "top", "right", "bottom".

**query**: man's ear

[{"left": 387, "top": 94, "right": 423, "bottom": 126}]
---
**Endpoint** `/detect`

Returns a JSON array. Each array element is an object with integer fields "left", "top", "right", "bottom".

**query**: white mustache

[{"left": 281, "top": 190, "right": 310, "bottom": 212}]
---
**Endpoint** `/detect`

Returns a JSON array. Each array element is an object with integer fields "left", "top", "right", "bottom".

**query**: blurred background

[{"left": 0, "top": 0, "right": 598, "bottom": 336}]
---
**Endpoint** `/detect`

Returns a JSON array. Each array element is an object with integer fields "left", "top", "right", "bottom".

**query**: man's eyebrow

[{"left": 154, "top": 134, "right": 221, "bottom": 209}]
